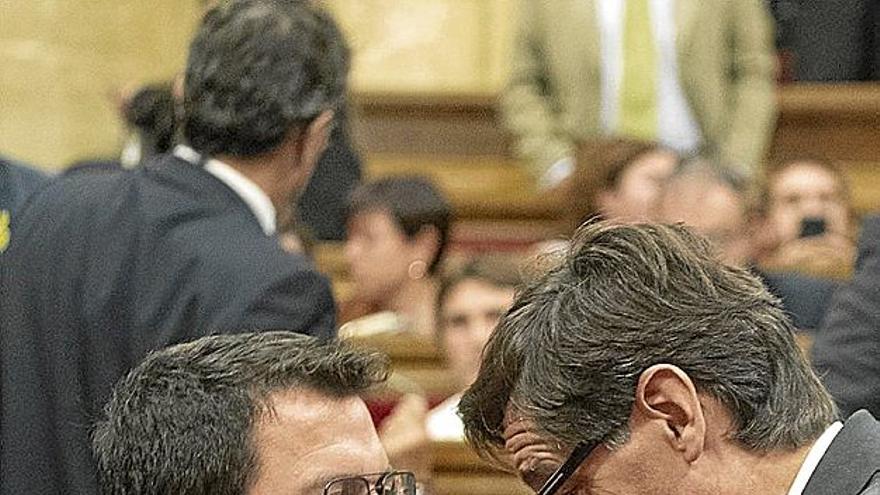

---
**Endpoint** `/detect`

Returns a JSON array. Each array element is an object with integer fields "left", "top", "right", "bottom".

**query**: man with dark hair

[
  {"left": 0, "top": 2, "right": 343, "bottom": 493},
  {"left": 459, "top": 221, "right": 880, "bottom": 494},
  {"left": 93, "top": 331, "right": 415, "bottom": 495}
]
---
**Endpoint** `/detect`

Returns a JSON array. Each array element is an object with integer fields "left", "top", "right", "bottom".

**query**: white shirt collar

[
  {"left": 786, "top": 421, "right": 844, "bottom": 495},
  {"left": 173, "top": 145, "right": 277, "bottom": 236}
]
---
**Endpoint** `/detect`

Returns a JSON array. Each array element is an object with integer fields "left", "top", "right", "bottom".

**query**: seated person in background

[
  {"left": 93, "top": 331, "right": 416, "bottom": 494},
  {"left": 377, "top": 255, "right": 523, "bottom": 484},
  {"left": 656, "top": 157, "right": 754, "bottom": 266},
  {"left": 812, "top": 215, "right": 880, "bottom": 419},
  {"left": 657, "top": 157, "right": 837, "bottom": 332},
  {"left": 0, "top": 155, "right": 50, "bottom": 252},
  {"left": 342, "top": 176, "right": 453, "bottom": 336},
  {"left": 427, "top": 255, "right": 523, "bottom": 441},
  {"left": 755, "top": 156, "right": 856, "bottom": 280},
  {"left": 460, "top": 221, "right": 880, "bottom": 495},
  {"left": 591, "top": 141, "right": 678, "bottom": 224}
]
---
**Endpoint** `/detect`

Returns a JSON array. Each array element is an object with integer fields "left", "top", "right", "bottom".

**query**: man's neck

[
  {"left": 216, "top": 153, "right": 288, "bottom": 213},
  {"left": 703, "top": 442, "right": 812, "bottom": 495}
]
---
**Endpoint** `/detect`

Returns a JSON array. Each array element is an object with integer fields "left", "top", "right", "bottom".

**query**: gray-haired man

[{"left": 460, "top": 221, "right": 880, "bottom": 495}]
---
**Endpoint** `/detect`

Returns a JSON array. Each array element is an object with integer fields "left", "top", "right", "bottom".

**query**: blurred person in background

[
  {"left": 503, "top": 0, "right": 777, "bottom": 191},
  {"left": 377, "top": 255, "right": 524, "bottom": 484},
  {"left": 755, "top": 156, "right": 856, "bottom": 280},
  {"left": 656, "top": 157, "right": 755, "bottom": 267},
  {"left": 811, "top": 215, "right": 880, "bottom": 420},
  {"left": 342, "top": 176, "right": 453, "bottom": 336},
  {"left": 591, "top": 141, "right": 678, "bottom": 223},
  {"left": 657, "top": 157, "right": 838, "bottom": 332}
]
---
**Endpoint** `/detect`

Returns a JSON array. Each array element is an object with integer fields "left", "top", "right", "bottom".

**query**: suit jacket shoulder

[{"left": 804, "top": 411, "right": 880, "bottom": 495}]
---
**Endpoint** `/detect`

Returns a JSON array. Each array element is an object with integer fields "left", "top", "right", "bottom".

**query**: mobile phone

[{"left": 799, "top": 217, "right": 826, "bottom": 238}]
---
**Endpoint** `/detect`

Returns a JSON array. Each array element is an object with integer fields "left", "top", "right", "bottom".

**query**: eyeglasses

[
  {"left": 322, "top": 470, "right": 416, "bottom": 495},
  {"left": 535, "top": 441, "right": 598, "bottom": 495}
]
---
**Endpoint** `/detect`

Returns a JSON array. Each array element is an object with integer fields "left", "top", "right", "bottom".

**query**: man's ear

[
  {"left": 634, "top": 364, "right": 706, "bottom": 463},
  {"left": 297, "top": 109, "right": 335, "bottom": 171}
]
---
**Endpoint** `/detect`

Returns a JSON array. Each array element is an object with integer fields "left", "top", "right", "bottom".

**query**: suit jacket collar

[
  {"left": 144, "top": 154, "right": 264, "bottom": 229},
  {"left": 803, "top": 410, "right": 880, "bottom": 495}
]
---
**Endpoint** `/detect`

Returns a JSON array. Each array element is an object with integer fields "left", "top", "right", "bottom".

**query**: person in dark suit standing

[
  {"left": 0, "top": 2, "right": 344, "bottom": 493},
  {"left": 459, "top": 221, "right": 879, "bottom": 494},
  {"left": 812, "top": 216, "right": 880, "bottom": 419}
]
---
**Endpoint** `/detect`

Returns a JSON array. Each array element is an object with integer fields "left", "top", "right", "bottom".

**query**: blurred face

[
  {"left": 658, "top": 180, "right": 751, "bottom": 266},
  {"left": 598, "top": 150, "right": 678, "bottom": 222},
  {"left": 439, "top": 279, "right": 516, "bottom": 390},
  {"left": 345, "top": 210, "right": 419, "bottom": 305},
  {"left": 766, "top": 162, "right": 850, "bottom": 243},
  {"left": 249, "top": 388, "right": 389, "bottom": 495}
]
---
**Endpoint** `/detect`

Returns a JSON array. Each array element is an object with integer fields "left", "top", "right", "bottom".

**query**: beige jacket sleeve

[
  {"left": 717, "top": 0, "right": 778, "bottom": 176},
  {"left": 500, "top": 0, "right": 575, "bottom": 181}
]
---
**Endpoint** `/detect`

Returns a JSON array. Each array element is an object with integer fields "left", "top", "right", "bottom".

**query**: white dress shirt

[
  {"left": 597, "top": 0, "right": 702, "bottom": 152},
  {"left": 786, "top": 421, "right": 843, "bottom": 495},
  {"left": 426, "top": 393, "right": 465, "bottom": 442},
  {"left": 173, "top": 145, "right": 277, "bottom": 236}
]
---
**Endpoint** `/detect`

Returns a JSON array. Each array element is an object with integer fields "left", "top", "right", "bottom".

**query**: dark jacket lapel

[{"left": 803, "top": 410, "right": 880, "bottom": 495}]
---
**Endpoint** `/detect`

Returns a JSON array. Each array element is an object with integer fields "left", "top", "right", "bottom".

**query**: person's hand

[
  {"left": 502, "top": 416, "right": 568, "bottom": 491},
  {"left": 379, "top": 394, "right": 432, "bottom": 481}
]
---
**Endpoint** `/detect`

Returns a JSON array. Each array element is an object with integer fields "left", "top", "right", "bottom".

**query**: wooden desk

[
  {"left": 432, "top": 441, "right": 531, "bottom": 495},
  {"left": 347, "top": 331, "right": 458, "bottom": 398}
]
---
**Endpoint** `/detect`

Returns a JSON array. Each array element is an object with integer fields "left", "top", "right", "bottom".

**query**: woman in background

[{"left": 343, "top": 176, "right": 453, "bottom": 336}]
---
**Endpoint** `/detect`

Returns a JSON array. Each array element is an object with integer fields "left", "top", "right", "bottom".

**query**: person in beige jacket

[{"left": 503, "top": 0, "right": 778, "bottom": 188}]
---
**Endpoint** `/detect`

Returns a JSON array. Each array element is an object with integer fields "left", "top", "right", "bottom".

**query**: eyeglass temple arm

[{"left": 535, "top": 441, "right": 595, "bottom": 495}]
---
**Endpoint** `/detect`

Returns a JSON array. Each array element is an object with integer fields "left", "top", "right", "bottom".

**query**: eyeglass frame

[
  {"left": 321, "top": 470, "right": 416, "bottom": 495},
  {"left": 535, "top": 441, "right": 599, "bottom": 495}
]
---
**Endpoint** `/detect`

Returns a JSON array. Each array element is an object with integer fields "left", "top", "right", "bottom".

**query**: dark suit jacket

[
  {"left": 0, "top": 154, "right": 336, "bottom": 494},
  {"left": 811, "top": 216, "right": 880, "bottom": 418},
  {"left": 0, "top": 155, "right": 51, "bottom": 221},
  {"left": 804, "top": 410, "right": 880, "bottom": 494},
  {"left": 761, "top": 270, "right": 839, "bottom": 332},
  {"left": 791, "top": 0, "right": 880, "bottom": 81},
  {"left": 296, "top": 107, "right": 362, "bottom": 241}
]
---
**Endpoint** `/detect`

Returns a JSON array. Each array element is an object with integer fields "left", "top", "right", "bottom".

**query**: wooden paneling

[
  {"left": 432, "top": 441, "right": 532, "bottom": 495},
  {"left": 325, "top": 0, "right": 513, "bottom": 94},
  {"left": 0, "top": 1, "right": 202, "bottom": 169}
]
